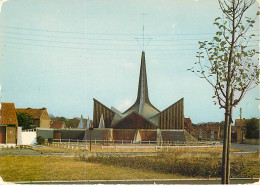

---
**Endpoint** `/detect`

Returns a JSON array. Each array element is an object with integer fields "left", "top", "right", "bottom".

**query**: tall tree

[{"left": 188, "top": 0, "right": 259, "bottom": 184}]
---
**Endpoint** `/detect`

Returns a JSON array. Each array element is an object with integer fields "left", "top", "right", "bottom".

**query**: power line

[
  {"left": 0, "top": 35, "right": 137, "bottom": 46},
  {"left": 2, "top": 41, "right": 140, "bottom": 51},
  {"left": 3, "top": 44, "right": 197, "bottom": 56},
  {"left": 1, "top": 25, "right": 259, "bottom": 37},
  {"left": 2, "top": 41, "right": 258, "bottom": 52},
  {"left": 0, "top": 31, "right": 218, "bottom": 42},
  {"left": 1, "top": 33, "right": 258, "bottom": 46}
]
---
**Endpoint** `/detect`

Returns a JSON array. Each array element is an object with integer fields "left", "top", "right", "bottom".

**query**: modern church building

[
  {"left": 37, "top": 51, "right": 196, "bottom": 144},
  {"left": 92, "top": 51, "right": 196, "bottom": 143}
]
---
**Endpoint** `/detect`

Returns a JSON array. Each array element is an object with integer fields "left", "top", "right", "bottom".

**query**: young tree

[
  {"left": 16, "top": 112, "right": 34, "bottom": 129},
  {"left": 188, "top": 0, "right": 259, "bottom": 184}
]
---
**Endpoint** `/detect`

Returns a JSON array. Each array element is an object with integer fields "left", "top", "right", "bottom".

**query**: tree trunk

[
  {"left": 222, "top": 85, "right": 232, "bottom": 184},
  {"left": 226, "top": 120, "right": 231, "bottom": 183},
  {"left": 222, "top": 91, "right": 233, "bottom": 184},
  {"left": 221, "top": 106, "right": 230, "bottom": 184},
  {"left": 226, "top": 93, "right": 234, "bottom": 183}
]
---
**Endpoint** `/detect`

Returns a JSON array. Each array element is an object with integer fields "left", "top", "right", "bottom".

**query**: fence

[
  {"left": 47, "top": 139, "right": 88, "bottom": 150},
  {"left": 45, "top": 138, "right": 220, "bottom": 150},
  {"left": 102, "top": 144, "right": 220, "bottom": 151}
]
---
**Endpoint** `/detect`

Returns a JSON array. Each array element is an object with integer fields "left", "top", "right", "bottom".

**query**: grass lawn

[
  {"left": 0, "top": 156, "right": 186, "bottom": 182},
  {"left": 88, "top": 153, "right": 260, "bottom": 178},
  {"left": 0, "top": 146, "right": 258, "bottom": 182}
]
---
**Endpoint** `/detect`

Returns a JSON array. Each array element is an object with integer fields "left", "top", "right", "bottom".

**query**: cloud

[
  {"left": 172, "top": 24, "right": 175, "bottom": 30},
  {"left": 194, "top": 0, "right": 199, "bottom": 2},
  {"left": 0, "top": 0, "right": 9, "bottom": 13}
]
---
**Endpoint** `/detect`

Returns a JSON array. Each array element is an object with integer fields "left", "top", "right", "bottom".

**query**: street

[
  {"left": 231, "top": 143, "right": 260, "bottom": 152},
  {"left": 11, "top": 178, "right": 260, "bottom": 185}
]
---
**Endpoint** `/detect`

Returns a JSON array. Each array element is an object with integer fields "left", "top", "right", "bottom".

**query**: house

[
  {"left": 50, "top": 120, "right": 66, "bottom": 129},
  {"left": 235, "top": 118, "right": 260, "bottom": 143},
  {"left": 193, "top": 124, "right": 221, "bottom": 140},
  {"left": 235, "top": 119, "right": 247, "bottom": 143},
  {"left": 0, "top": 103, "right": 18, "bottom": 144},
  {"left": 184, "top": 118, "right": 193, "bottom": 134},
  {"left": 16, "top": 107, "right": 51, "bottom": 128}
]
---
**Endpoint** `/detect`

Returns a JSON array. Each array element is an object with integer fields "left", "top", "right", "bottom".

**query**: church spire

[
  {"left": 136, "top": 51, "right": 151, "bottom": 111},
  {"left": 122, "top": 51, "right": 160, "bottom": 115}
]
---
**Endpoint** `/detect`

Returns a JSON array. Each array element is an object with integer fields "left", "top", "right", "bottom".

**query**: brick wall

[{"left": 6, "top": 126, "right": 17, "bottom": 144}]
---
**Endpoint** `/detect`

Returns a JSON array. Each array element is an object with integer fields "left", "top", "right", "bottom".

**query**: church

[
  {"left": 92, "top": 51, "right": 195, "bottom": 143},
  {"left": 36, "top": 51, "right": 196, "bottom": 143}
]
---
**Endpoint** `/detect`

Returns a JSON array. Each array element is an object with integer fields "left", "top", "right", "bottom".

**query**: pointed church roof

[
  {"left": 86, "top": 117, "right": 90, "bottom": 129},
  {"left": 98, "top": 114, "right": 105, "bottom": 128},
  {"left": 123, "top": 51, "right": 160, "bottom": 117},
  {"left": 136, "top": 51, "right": 150, "bottom": 107},
  {"left": 78, "top": 115, "right": 84, "bottom": 129}
]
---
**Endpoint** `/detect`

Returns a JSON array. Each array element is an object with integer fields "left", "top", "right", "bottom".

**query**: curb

[{"left": 11, "top": 178, "right": 260, "bottom": 184}]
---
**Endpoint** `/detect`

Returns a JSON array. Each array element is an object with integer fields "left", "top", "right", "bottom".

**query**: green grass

[
  {"left": 0, "top": 147, "right": 258, "bottom": 182},
  {"left": 0, "top": 156, "right": 186, "bottom": 181}
]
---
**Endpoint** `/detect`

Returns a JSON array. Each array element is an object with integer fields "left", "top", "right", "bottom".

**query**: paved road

[
  {"left": 0, "top": 148, "right": 82, "bottom": 157},
  {"left": 0, "top": 148, "right": 42, "bottom": 155},
  {"left": 11, "top": 178, "right": 260, "bottom": 185},
  {"left": 231, "top": 143, "right": 260, "bottom": 152},
  {"left": 1, "top": 143, "right": 259, "bottom": 157}
]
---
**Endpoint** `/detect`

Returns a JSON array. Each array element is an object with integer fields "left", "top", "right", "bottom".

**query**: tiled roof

[
  {"left": 0, "top": 102, "right": 18, "bottom": 125},
  {"left": 15, "top": 108, "right": 47, "bottom": 119},
  {"left": 50, "top": 120, "right": 65, "bottom": 129}
]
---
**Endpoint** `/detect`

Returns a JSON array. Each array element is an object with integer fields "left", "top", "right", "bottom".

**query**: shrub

[
  {"left": 37, "top": 136, "right": 45, "bottom": 145},
  {"left": 48, "top": 138, "right": 53, "bottom": 144},
  {"left": 87, "top": 153, "right": 258, "bottom": 178},
  {"left": 245, "top": 118, "right": 259, "bottom": 139}
]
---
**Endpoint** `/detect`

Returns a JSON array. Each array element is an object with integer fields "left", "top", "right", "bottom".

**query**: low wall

[
  {"left": 243, "top": 139, "right": 259, "bottom": 145},
  {"left": 17, "top": 127, "right": 22, "bottom": 145},
  {"left": 21, "top": 131, "right": 36, "bottom": 145}
]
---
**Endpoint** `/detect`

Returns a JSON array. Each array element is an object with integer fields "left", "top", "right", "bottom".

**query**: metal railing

[
  {"left": 49, "top": 138, "right": 221, "bottom": 145},
  {"left": 44, "top": 138, "right": 221, "bottom": 150}
]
